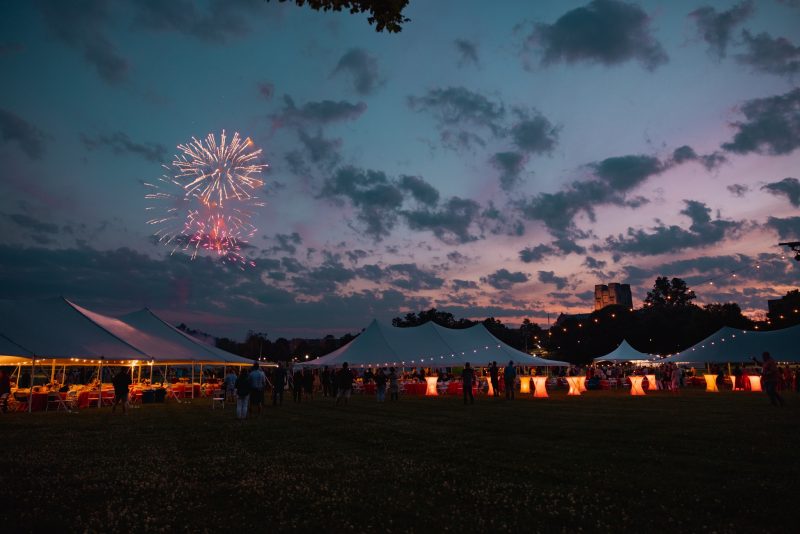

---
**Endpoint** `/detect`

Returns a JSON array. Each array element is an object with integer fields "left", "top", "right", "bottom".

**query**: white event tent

[
  {"left": 301, "top": 320, "right": 569, "bottom": 368},
  {"left": 592, "top": 340, "right": 653, "bottom": 363},
  {"left": 661, "top": 324, "right": 800, "bottom": 364}
]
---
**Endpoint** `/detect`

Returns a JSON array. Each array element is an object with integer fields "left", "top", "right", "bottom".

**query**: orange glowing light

[
  {"left": 486, "top": 379, "right": 494, "bottom": 396},
  {"left": 532, "top": 376, "right": 548, "bottom": 398},
  {"left": 730, "top": 375, "right": 738, "bottom": 390},
  {"left": 566, "top": 376, "right": 582, "bottom": 396},
  {"left": 629, "top": 376, "right": 646, "bottom": 396},
  {"left": 425, "top": 376, "right": 438, "bottom": 396},
  {"left": 578, "top": 376, "right": 587, "bottom": 392},
  {"left": 748, "top": 375, "right": 762, "bottom": 392},
  {"left": 519, "top": 376, "right": 531, "bottom": 394},
  {"left": 703, "top": 374, "right": 719, "bottom": 392},
  {"left": 645, "top": 374, "right": 658, "bottom": 391}
]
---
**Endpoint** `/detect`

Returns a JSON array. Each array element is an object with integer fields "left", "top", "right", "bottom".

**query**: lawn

[{"left": 1, "top": 389, "right": 797, "bottom": 533}]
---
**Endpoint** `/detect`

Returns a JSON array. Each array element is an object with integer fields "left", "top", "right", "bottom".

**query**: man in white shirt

[{"left": 248, "top": 363, "right": 267, "bottom": 416}]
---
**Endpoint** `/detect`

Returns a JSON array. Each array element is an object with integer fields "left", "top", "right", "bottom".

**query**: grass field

[{"left": 1, "top": 388, "right": 798, "bottom": 533}]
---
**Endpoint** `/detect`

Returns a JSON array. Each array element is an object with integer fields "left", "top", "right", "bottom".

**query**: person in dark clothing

[
  {"left": 336, "top": 362, "right": 353, "bottom": 405},
  {"left": 235, "top": 369, "right": 251, "bottom": 419},
  {"left": 755, "top": 352, "right": 785, "bottom": 407},
  {"left": 462, "top": 362, "right": 475, "bottom": 405},
  {"left": 374, "top": 368, "right": 387, "bottom": 402},
  {"left": 388, "top": 367, "right": 399, "bottom": 401},
  {"left": 489, "top": 361, "right": 499, "bottom": 398},
  {"left": 0, "top": 369, "right": 11, "bottom": 413},
  {"left": 303, "top": 368, "right": 314, "bottom": 400},
  {"left": 504, "top": 361, "right": 516, "bottom": 400},
  {"left": 111, "top": 367, "right": 132, "bottom": 415},
  {"left": 292, "top": 368, "right": 303, "bottom": 403},
  {"left": 321, "top": 366, "right": 331, "bottom": 397},
  {"left": 272, "top": 363, "right": 286, "bottom": 406}
]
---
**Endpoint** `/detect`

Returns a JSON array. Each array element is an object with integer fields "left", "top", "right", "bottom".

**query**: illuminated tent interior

[
  {"left": 661, "top": 324, "right": 800, "bottom": 364},
  {"left": 301, "top": 319, "right": 569, "bottom": 368},
  {"left": 592, "top": 340, "right": 653, "bottom": 363}
]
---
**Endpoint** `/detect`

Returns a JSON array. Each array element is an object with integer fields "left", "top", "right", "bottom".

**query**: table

[
  {"left": 532, "top": 376, "right": 548, "bottom": 398},
  {"left": 645, "top": 374, "right": 658, "bottom": 391},
  {"left": 425, "top": 376, "right": 439, "bottom": 396},
  {"left": 629, "top": 376, "right": 646, "bottom": 396},
  {"left": 486, "top": 379, "right": 494, "bottom": 396},
  {"left": 730, "top": 376, "right": 739, "bottom": 390},
  {"left": 703, "top": 374, "right": 719, "bottom": 393},
  {"left": 565, "top": 376, "right": 582, "bottom": 396},
  {"left": 747, "top": 375, "right": 762, "bottom": 392},
  {"left": 578, "top": 376, "right": 587, "bottom": 392},
  {"left": 519, "top": 376, "right": 531, "bottom": 394},
  {"left": 402, "top": 382, "right": 426, "bottom": 395}
]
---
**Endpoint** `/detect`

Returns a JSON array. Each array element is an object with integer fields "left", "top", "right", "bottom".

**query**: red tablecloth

[{"left": 402, "top": 382, "right": 427, "bottom": 395}]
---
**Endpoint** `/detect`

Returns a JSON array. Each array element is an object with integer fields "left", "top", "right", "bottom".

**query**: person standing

[
  {"left": 504, "top": 361, "right": 516, "bottom": 400},
  {"left": 303, "top": 368, "right": 314, "bottom": 400},
  {"left": 223, "top": 368, "right": 237, "bottom": 402},
  {"left": 336, "top": 362, "right": 353, "bottom": 405},
  {"left": 489, "top": 361, "right": 499, "bottom": 397},
  {"left": 0, "top": 369, "right": 11, "bottom": 413},
  {"left": 248, "top": 363, "right": 267, "bottom": 416},
  {"left": 272, "top": 363, "right": 286, "bottom": 406},
  {"left": 322, "top": 366, "right": 331, "bottom": 397},
  {"left": 111, "top": 367, "right": 132, "bottom": 415},
  {"left": 375, "top": 367, "right": 387, "bottom": 402},
  {"left": 235, "top": 369, "right": 251, "bottom": 420},
  {"left": 293, "top": 368, "right": 304, "bottom": 403},
  {"left": 388, "top": 367, "right": 399, "bottom": 401},
  {"left": 756, "top": 352, "right": 785, "bottom": 407},
  {"left": 462, "top": 363, "right": 475, "bottom": 405}
]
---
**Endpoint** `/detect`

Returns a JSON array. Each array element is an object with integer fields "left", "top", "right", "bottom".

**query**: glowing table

[
  {"left": 628, "top": 376, "right": 646, "bottom": 396},
  {"left": 578, "top": 376, "right": 587, "bottom": 392},
  {"left": 519, "top": 376, "right": 531, "bottom": 394},
  {"left": 565, "top": 376, "right": 582, "bottom": 396},
  {"left": 703, "top": 374, "right": 719, "bottom": 392},
  {"left": 532, "top": 376, "right": 548, "bottom": 398},
  {"left": 486, "top": 379, "right": 494, "bottom": 396},
  {"left": 747, "top": 375, "right": 762, "bottom": 392},
  {"left": 730, "top": 376, "right": 738, "bottom": 391},
  {"left": 424, "top": 376, "right": 439, "bottom": 396},
  {"left": 645, "top": 374, "right": 658, "bottom": 391}
]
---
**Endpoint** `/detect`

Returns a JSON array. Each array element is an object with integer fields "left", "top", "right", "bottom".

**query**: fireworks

[{"left": 146, "top": 130, "right": 267, "bottom": 268}]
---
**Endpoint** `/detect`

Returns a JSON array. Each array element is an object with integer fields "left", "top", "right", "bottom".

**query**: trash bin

[
  {"left": 154, "top": 388, "right": 166, "bottom": 403},
  {"left": 142, "top": 390, "right": 155, "bottom": 404}
]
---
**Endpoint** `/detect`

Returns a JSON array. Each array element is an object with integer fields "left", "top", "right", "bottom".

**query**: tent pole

[
  {"left": 97, "top": 360, "right": 103, "bottom": 408},
  {"left": 28, "top": 355, "right": 35, "bottom": 413},
  {"left": 191, "top": 362, "right": 195, "bottom": 399},
  {"left": 149, "top": 362, "right": 153, "bottom": 383},
  {"left": 200, "top": 363, "right": 203, "bottom": 393},
  {"left": 50, "top": 359, "right": 56, "bottom": 384}
]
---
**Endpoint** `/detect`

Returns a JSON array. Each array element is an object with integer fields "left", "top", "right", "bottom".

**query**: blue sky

[{"left": 1, "top": 0, "right": 798, "bottom": 338}]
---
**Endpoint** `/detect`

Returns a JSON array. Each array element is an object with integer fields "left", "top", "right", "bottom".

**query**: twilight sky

[{"left": 1, "top": 0, "right": 799, "bottom": 339}]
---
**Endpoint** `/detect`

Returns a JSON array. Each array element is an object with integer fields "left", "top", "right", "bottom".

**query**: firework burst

[{"left": 146, "top": 130, "right": 267, "bottom": 268}]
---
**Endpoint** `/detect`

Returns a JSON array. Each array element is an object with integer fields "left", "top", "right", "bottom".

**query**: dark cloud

[
  {"left": 0, "top": 108, "right": 47, "bottom": 159},
  {"left": 402, "top": 197, "right": 482, "bottom": 245},
  {"left": 81, "top": 131, "right": 167, "bottom": 163},
  {"left": 537, "top": 270, "right": 568, "bottom": 290},
  {"left": 552, "top": 234, "right": 587, "bottom": 255},
  {"left": 454, "top": 39, "right": 479, "bottom": 67},
  {"left": 38, "top": 0, "right": 128, "bottom": 84},
  {"left": 386, "top": 263, "right": 444, "bottom": 291},
  {"left": 3, "top": 213, "right": 59, "bottom": 234},
  {"left": 529, "top": 0, "right": 668, "bottom": 70},
  {"left": 671, "top": 145, "right": 726, "bottom": 170},
  {"left": 408, "top": 86, "right": 505, "bottom": 150},
  {"left": 257, "top": 81, "right": 275, "bottom": 100},
  {"left": 398, "top": 175, "right": 440, "bottom": 206},
  {"left": 451, "top": 279, "right": 479, "bottom": 291},
  {"left": 727, "top": 184, "right": 749, "bottom": 197},
  {"left": 689, "top": 1, "right": 754, "bottom": 59},
  {"left": 320, "top": 167, "right": 404, "bottom": 240},
  {"left": 267, "top": 233, "right": 302, "bottom": 255},
  {"left": 273, "top": 96, "right": 367, "bottom": 127},
  {"left": 737, "top": 30, "right": 800, "bottom": 77},
  {"left": 762, "top": 177, "right": 800, "bottom": 207},
  {"left": 297, "top": 129, "right": 342, "bottom": 168},
  {"left": 292, "top": 257, "right": 357, "bottom": 295},
  {"left": 603, "top": 200, "right": 743, "bottom": 256},
  {"left": 281, "top": 257, "right": 304, "bottom": 273},
  {"left": 331, "top": 48, "right": 383, "bottom": 96},
  {"left": 481, "top": 269, "right": 529, "bottom": 290},
  {"left": 510, "top": 110, "right": 559, "bottom": 154},
  {"left": 592, "top": 154, "right": 662, "bottom": 190},
  {"left": 345, "top": 249, "right": 368, "bottom": 264},
  {"left": 490, "top": 151, "right": 527, "bottom": 191},
  {"left": 583, "top": 256, "right": 607, "bottom": 269},
  {"left": 765, "top": 216, "right": 800, "bottom": 239},
  {"left": 721, "top": 88, "right": 800, "bottom": 155},
  {"left": 446, "top": 251, "right": 470, "bottom": 265},
  {"left": 519, "top": 244, "right": 554, "bottom": 263}
]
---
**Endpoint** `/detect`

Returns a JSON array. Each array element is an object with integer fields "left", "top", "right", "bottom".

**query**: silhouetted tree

[
  {"left": 644, "top": 276, "right": 697, "bottom": 308},
  {"left": 271, "top": 0, "right": 410, "bottom": 32}
]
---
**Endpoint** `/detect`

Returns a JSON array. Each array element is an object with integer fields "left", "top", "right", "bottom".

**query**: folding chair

[{"left": 211, "top": 389, "right": 225, "bottom": 410}]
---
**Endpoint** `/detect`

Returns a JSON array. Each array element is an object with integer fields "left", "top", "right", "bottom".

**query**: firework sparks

[{"left": 146, "top": 131, "right": 267, "bottom": 268}]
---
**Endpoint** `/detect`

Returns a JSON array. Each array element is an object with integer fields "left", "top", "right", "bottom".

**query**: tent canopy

[
  {"left": 593, "top": 340, "right": 653, "bottom": 363},
  {"left": 302, "top": 320, "right": 569, "bottom": 368},
  {"left": 661, "top": 325, "right": 800, "bottom": 364}
]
